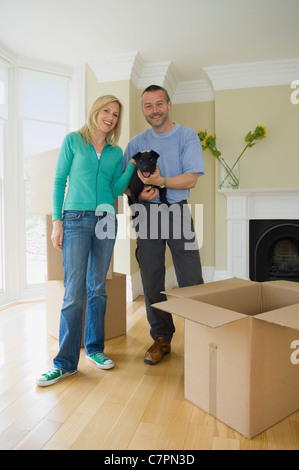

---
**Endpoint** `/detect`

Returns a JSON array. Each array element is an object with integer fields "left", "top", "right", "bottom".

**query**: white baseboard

[
  {"left": 213, "top": 270, "right": 229, "bottom": 282},
  {"left": 126, "top": 271, "right": 143, "bottom": 302},
  {"left": 126, "top": 265, "right": 222, "bottom": 301},
  {"left": 126, "top": 266, "right": 178, "bottom": 302},
  {"left": 202, "top": 266, "right": 216, "bottom": 283}
]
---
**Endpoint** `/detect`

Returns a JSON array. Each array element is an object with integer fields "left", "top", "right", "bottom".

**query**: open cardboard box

[{"left": 153, "top": 278, "right": 299, "bottom": 439}]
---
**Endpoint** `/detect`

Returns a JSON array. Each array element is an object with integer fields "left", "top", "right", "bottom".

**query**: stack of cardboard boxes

[{"left": 30, "top": 148, "right": 126, "bottom": 344}]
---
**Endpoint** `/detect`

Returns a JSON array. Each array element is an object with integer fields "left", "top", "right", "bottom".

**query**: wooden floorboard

[{"left": 0, "top": 298, "right": 299, "bottom": 450}]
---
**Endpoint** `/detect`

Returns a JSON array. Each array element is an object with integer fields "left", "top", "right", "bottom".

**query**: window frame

[{"left": 0, "top": 44, "right": 85, "bottom": 306}]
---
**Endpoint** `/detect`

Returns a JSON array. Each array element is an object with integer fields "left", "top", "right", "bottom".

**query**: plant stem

[
  {"left": 220, "top": 138, "right": 254, "bottom": 187},
  {"left": 218, "top": 157, "right": 239, "bottom": 188}
]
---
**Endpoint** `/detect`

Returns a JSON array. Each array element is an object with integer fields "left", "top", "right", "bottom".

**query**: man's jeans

[
  {"left": 54, "top": 211, "right": 117, "bottom": 372},
  {"left": 135, "top": 201, "right": 204, "bottom": 345}
]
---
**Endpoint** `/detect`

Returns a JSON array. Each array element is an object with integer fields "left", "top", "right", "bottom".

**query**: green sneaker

[
  {"left": 86, "top": 352, "right": 115, "bottom": 370},
  {"left": 36, "top": 367, "right": 76, "bottom": 387}
]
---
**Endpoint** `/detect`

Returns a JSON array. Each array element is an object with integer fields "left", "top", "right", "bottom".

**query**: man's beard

[{"left": 146, "top": 112, "right": 169, "bottom": 129}]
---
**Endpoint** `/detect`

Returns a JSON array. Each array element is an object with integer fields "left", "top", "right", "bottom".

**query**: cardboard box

[
  {"left": 153, "top": 278, "right": 299, "bottom": 438},
  {"left": 30, "top": 148, "right": 59, "bottom": 215},
  {"left": 46, "top": 272, "right": 126, "bottom": 343}
]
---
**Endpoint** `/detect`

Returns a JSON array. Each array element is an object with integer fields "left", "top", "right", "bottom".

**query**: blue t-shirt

[{"left": 123, "top": 123, "right": 204, "bottom": 204}]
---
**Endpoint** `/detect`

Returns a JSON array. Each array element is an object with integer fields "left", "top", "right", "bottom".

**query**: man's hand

[
  {"left": 138, "top": 185, "right": 159, "bottom": 201},
  {"left": 137, "top": 165, "right": 163, "bottom": 187}
]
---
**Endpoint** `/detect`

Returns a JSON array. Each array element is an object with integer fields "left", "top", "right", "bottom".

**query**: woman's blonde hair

[{"left": 79, "top": 95, "right": 123, "bottom": 146}]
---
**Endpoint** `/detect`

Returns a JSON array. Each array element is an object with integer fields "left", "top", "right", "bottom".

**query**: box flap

[
  {"left": 163, "top": 279, "right": 261, "bottom": 316},
  {"left": 152, "top": 297, "right": 247, "bottom": 328},
  {"left": 264, "top": 280, "right": 299, "bottom": 291},
  {"left": 163, "top": 277, "right": 253, "bottom": 299},
  {"left": 255, "top": 303, "right": 299, "bottom": 330},
  {"left": 261, "top": 281, "right": 299, "bottom": 312}
]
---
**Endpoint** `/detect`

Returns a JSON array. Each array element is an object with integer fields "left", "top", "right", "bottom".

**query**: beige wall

[
  {"left": 171, "top": 101, "right": 215, "bottom": 268},
  {"left": 214, "top": 84, "right": 299, "bottom": 272},
  {"left": 215, "top": 85, "right": 299, "bottom": 189}
]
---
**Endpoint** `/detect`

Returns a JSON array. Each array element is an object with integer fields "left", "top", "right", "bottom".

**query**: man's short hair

[{"left": 141, "top": 85, "right": 171, "bottom": 104}]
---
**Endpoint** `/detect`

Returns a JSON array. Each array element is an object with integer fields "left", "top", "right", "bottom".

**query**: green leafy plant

[{"left": 198, "top": 125, "right": 267, "bottom": 189}]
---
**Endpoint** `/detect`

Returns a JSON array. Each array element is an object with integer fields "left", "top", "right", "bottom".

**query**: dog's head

[{"left": 131, "top": 150, "right": 160, "bottom": 178}]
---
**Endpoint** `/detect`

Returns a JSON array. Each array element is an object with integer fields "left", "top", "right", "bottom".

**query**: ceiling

[{"left": 1, "top": 0, "right": 299, "bottom": 84}]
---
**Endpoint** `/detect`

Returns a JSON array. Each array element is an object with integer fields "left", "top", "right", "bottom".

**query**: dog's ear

[
  {"left": 132, "top": 152, "right": 141, "bottom": 162},
  {"left": 150, "top": 150, "right": 160, "bottom": 159}
]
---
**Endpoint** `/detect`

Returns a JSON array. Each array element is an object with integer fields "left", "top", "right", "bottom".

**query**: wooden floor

[{"left": 0, "top": 297, "right": 299, "bottom": 451}]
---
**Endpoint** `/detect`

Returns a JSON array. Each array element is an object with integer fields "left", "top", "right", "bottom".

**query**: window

[
  {"left": 0, "top": 47, "right": 80, "bottom": 306},
  {"left": 20, "top": 69, "right": 69, "bottom": 285}
]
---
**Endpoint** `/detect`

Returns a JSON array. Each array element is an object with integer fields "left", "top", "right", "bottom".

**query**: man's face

[{"left": 141, "top": 90, "right": 172, "bottom": 131}]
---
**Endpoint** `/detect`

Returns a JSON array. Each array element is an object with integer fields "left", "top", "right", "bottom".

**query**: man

[{"left": 124, "top": 85, "right": 204, "bottom": 365}]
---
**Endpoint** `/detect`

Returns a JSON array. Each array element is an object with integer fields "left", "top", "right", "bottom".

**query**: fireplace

[
  {"left": 217, "top": 189, "right": 299, "bottom": 282},
  {"left": 249, "top": 219, "right": 299, "bottom": 282}
]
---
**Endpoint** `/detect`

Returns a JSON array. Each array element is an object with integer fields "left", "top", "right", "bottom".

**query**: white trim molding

[
  {"left": 87, "top": 51, "right": 143, "bottom": 85},
  {"left": 126, "top": 266, "right": 178, "bottom": 302},
  {"left": 87, "top": 52, "right": 180, "bottom": 99},
  {"left": 204, "top": 58, "right": 299, "bottom": 91},
  {"left": 88, "top": 55, "right": 299, "bottom": 101},
  {"left": 137, "top": 61, "right": 179, "bottom": 98},
  {"left": 173, "top": 80, "right": 214, "bottom": 104},
  {"left": 87, "top": 52, "right": 214, "bottom": 104},
  {"left": 0, "top": 42, "right": 74, "bottom": 77}
]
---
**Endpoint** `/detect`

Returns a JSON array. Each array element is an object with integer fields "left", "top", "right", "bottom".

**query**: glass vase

[{"left": 219, "top": 158, "right": 240, "bottom": 190}]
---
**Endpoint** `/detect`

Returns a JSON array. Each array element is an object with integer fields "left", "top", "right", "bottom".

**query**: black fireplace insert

[{"left": 249, "top": 219, "right": 299, "bottom": 282}]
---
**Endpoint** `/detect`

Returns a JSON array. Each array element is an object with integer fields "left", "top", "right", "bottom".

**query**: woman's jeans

[{"left": 53, "top": 210, "right": 117, "bottom": 372}]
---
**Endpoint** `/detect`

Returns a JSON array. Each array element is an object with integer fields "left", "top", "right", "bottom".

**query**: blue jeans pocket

[{"left": 63, "top": 211, "right": 83, "bottom": 221}]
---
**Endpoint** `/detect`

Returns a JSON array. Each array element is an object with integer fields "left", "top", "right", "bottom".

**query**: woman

[{"left": 36, "top": 95, "right": 135, "bottom": 386}]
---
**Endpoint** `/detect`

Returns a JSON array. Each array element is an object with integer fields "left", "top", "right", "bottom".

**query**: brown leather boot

[{"left": 144, "top": 337, "right": 171, "bottom": 365}]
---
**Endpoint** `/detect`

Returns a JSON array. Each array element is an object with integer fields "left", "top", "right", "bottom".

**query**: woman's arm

[
  {"left": 52, "top": 134, "right": 74, "bottom": 221},
  {"left": 111, "top": 158, "right": 136, "bottom": 198}
]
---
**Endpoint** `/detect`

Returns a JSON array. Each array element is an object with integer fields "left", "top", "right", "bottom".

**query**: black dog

[{"left": 128, "top": 150, "right": 168, "bottom": 205}]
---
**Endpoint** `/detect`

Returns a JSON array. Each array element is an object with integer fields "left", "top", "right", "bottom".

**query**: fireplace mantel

[{"left": 218, "top": 188, "right": 299, "bottom": 279}]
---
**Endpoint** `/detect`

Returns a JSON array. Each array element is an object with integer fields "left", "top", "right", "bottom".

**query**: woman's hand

[{"left": 51, "top": 220, "right": 63, "bottom": 251}]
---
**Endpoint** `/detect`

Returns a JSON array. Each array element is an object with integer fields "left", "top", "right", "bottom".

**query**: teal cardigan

[{"left": 52, "top": 132, "right": 135, "bottom": 220}]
